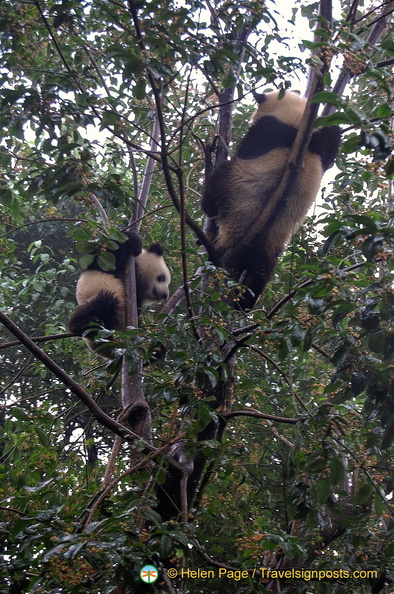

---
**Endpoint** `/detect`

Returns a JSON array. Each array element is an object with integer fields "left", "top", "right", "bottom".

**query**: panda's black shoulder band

[{"left": 236, "top": 117, "right": 297, "bottom": 160}]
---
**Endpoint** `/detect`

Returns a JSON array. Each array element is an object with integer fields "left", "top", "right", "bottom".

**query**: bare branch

[
  {"left": 132, "top": 115, "right": 161, "bottom": 231},
  {"left": 0, "top": 332, "right": 74, "bottom": 350},
  {"left": 87, "top": 192, "right": 110, "bottom": 230},
  {"left": 34, "top": 0, "right": 73, "bottom": 75},
  {"left": 102, "top": 436, "right": 122, "bottom": 489},
  {"left": 224, "top": 409, "right": 299, "bottom": 424}
]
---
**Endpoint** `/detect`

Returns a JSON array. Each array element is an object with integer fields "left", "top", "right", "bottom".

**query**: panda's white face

[{"left": 136, "top": 249, "right": 171, "bottom": 306}]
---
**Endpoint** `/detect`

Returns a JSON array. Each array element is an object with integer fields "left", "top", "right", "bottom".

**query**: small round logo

[{"left": 140, "top": 564, "right": 159, "bottom": 584}]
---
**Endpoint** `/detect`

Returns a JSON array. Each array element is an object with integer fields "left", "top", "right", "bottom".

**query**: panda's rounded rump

[{"left": 76, "top": 270, "right": 125, "bottom": 305}]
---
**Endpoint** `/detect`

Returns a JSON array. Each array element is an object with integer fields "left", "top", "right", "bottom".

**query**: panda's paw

[{"left": 123, "top": 229, "right": 143, "bottom": 256}]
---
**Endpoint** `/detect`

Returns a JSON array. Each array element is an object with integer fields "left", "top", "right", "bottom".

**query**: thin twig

[
  {"left": 0, "top": 332, "right": 74, "bottom": 350},
  {"left": 88, "top": 192, "right": 110, "bottom": 230}
]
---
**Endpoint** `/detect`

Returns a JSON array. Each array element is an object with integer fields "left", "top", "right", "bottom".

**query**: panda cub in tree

[
  {"left": 202, "top": 90, "right": 342, "bottom": 310},
  {"left": 68, "top": 230, "right": 171, "bottom": 357}
]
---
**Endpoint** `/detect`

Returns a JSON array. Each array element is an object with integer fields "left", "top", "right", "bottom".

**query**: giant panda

[
  {"left": 67, "top": 230, "right": 171, "bottom": 357},
  {"left": 201, "top": 90, "right": 342, "bottom": 310}
]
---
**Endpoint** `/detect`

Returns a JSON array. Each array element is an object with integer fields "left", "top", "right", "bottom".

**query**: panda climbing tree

[
  {"left": 67, "top": 229, "right": 171, "bottom": 358},
  {"left": 201, "top": 90, "right": 342, "bottom": 310},
  {"left": 3, "top": 2, "right": 394, "bottom": 590}
]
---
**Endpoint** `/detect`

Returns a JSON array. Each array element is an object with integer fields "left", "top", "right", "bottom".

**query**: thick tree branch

[
  {"left": 0, "top": 310, "right": 155, "bottom": 449},
  {"left": 132, "top": 115, "right": 161, "bottom": 232}
]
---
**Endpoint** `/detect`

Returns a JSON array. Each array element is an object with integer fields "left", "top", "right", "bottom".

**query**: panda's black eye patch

[{"left": 157, "top": 275, "right": 165, "bottom": 282}]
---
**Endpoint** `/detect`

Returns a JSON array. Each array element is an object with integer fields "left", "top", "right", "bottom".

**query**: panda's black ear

[
  {"left": 147, "top": 242, "right": 164, "bottom": 256},
  {"left": 253, "top": 92, "right": 267, "bottom": 105}
]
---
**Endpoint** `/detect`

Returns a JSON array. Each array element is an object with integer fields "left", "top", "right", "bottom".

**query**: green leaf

[
  {"left": 381, "top": 39, "right": 394, "bottom": 53},
  {"left": 278, "top": 337, "right": 291, "bottom": 359},
  {"left": 321, "top": 231, "right": 341, "bottom": 254},
  {"left": 100, "top": 110, "right": 119, "bottom": 129},
  {"left": 368, "top": 332, "right": 385, "bottom": 354},
  {"left": 317, "top": 478, "right": 331, "bottom": 504},
  {"left": 307, "top": 453, "right": 326, "bottom": 473},
  {"left": 97, "top": 251, "right": 116, "bottom": 271},
  {"left": 386, "top": 156, "right": 394, "bottom": 179},
  {"left": 11, "top": 407, "right": 30, "bottom": 421},
  {"left": 376, "top": 103, "right": 393, "bottom": 118},
  {"left": 194, "top": 402, "right": 215, "bottom": 432},
  {"left": 290, "top": 324, "right": 305, "bottom": 347},
  {"left": 0, "top": 189, "right": 13, "bottom": 208},
  {"left": 202, "top": 366, "right": 220, "bottom": 387},
  {"left": 306, "top": 295, "right": 325, "bottom": 314},
  {"left": 79, "top": 253, "right": 96, "bottom": 269},
  {"left": 353, "top": 483, "right": 373, "bottom": 505},
  {"left": 312, "top": 91, "right": 342, "bottom": 107},
  {"left": 332, "top": 345, "right": 350, "bottom": 367},
  {"left": 384, "top": 542, "right": 394, "bottom": 557},
  {"left": 133, "top": 78, "right": 146, "bottom": 99},
  {"left": 362, "top": 236, "right": 384, "bottom": 261},
  {"left": 159, "top": 534, "right": 172, "bottom": 558},
  {"left": 374, "top": 493, "right": 385, "bottom": 516},
  {"left": 329, "top": 456, "right": 344, "bottom": 485},
  {"left": 315, "top": 113, "right": 352, "bottom": 126}
]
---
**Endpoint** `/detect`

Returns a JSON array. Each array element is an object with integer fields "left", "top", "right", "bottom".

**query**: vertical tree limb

[{"left": 322, "top": 0, "right": 394, "bottom": 115}]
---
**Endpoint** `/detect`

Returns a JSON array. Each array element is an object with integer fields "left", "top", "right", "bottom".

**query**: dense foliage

[{"left": 0, "top": 0, "right": 394, "bottom": 592}]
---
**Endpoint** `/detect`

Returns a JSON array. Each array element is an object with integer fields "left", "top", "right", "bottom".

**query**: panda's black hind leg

[
  {"left": 223, "top": 243, "right": 278, "bottom": 310},
  {"left": 68, "top": 292, "right": 123, "bottom": 336}
]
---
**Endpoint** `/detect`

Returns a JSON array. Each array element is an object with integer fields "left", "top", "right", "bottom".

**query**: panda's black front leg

[
  {"left": 114, "top": 230, "right": 142, "bottom": 276},
  {"left": 310, "top": 125, "right": 342, "bottom": 172},
  {"left": 201, "top": 162, "right": 234, "bottom": 267},
  {"left": 201, "top": 161, "right": 233, "bottom": 218}
]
